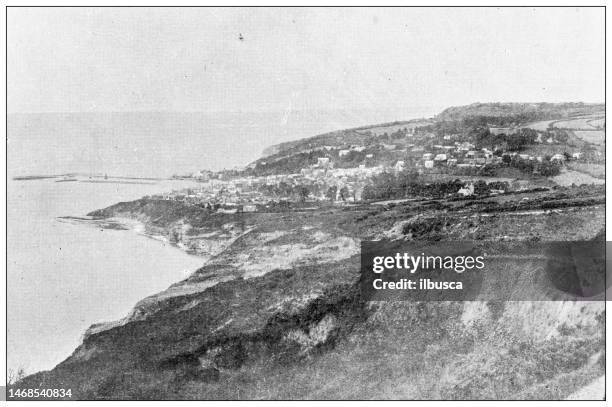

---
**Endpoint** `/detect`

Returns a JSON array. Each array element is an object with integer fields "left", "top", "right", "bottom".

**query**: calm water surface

[{"left": 7, "top": 179, "right": 205, "bottom": 375}]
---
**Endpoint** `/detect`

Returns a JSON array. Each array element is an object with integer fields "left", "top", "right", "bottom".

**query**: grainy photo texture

[{"left": 6, "top": 6, "right": 606, "bottom": 401}]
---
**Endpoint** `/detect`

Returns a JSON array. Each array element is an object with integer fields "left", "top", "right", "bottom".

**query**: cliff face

[{"left": 16, "top": 186, "right": 605, "bottom": 400}]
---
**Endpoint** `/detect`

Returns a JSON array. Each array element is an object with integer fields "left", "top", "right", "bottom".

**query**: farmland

[
  {"left": 524, "top": 119, "right": 556, "bottom": 131},
  {"left": 553, "top": 117, "right": 604, "bottom": 130},
  {"left": 573, "top": 130, "right": 605, "bottom": 145},
  {"left": 566, "top": 162, "right": 605, "bottom": 179},
  {"left": 551, "top": 169, "right": 605, "bottom": 187}
]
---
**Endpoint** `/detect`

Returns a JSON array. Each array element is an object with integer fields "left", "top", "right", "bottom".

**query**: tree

[
  {"left": 325, "top": 186, "right": 338, "bottom": 202},
  {"left": 294, "top": 185, "right": 310, "bottom": 202},
  {"left": 539, "top": 162, "right": 561, "bottom": 176},
  {"left": 339, "top": 186, "right": 350, "bottom": 202}
]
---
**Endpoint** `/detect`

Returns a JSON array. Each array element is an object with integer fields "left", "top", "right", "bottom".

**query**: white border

[{"left": 1, "top": 2, "right": 608, "bottom": 406}]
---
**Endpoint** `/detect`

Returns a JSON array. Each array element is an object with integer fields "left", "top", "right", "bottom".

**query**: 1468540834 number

[{"left": 8, "top": 388, "right": 72, "bottom": 399}]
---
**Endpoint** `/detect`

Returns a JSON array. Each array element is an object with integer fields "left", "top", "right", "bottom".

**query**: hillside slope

[{"left": 14, "top": 183, "right": 605, "bottom": 399}]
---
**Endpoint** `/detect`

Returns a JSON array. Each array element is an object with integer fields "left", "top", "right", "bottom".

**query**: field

[
  {"left": 553, "top": 116, "right": 604, "bottom": 130},
  {"left": 587, "top": 118, "right": 605, "bottom": 129},
  {"left": 551, "top": 169, "right": 605, "bottom": 187},
  {"left": 573, "top": 130, "right": 605, "bottom": 146},
  {"left": 523, "top": 120, "right": 556, "bottom": 131},
  {"left": 567, "top": 162, "right": 605, "bottom": 179},
  {"left": 363, "top": 120, "right": 431, "bottom": 136}
]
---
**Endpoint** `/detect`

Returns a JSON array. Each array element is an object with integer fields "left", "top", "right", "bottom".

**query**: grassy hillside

[{"left": 13, "top": 182, "right": 605, "bottom": 399}]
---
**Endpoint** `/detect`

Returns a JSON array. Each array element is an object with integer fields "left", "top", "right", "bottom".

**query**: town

[{"left": 158, "top": 115, "right": 604, "bottom": 213}]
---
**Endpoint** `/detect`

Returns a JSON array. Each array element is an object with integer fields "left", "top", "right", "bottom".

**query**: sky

[{"left": 8, "top": 7, "right": 605, "bottom": 114}]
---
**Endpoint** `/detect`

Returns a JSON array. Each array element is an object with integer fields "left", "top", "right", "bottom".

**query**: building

[
  {"left": 394, "top": 160, "right": 405, "bottom": 173},
  {"left": 457, "top": 183, "right": 474, "bottom": 196},
  {"left": 434, "top": 154, "right": 448, "bottom": 162},
  {"left": 317, "top": 157, "right": 332, "bottom": 169},
  {"left": 550, "top": 153, "right": 565, "bottom": 163},
  {"left": 243, "top": 204, "right": 257, "bottom": 212}
]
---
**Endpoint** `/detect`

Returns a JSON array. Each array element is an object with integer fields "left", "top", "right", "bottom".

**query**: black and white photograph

[{"left": 4, "top": 5, "right": 607, "bottom": 401}]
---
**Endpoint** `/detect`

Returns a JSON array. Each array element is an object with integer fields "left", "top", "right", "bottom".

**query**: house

[
  {"left": 217, "top": 208, "right": 238, "bottom": 214},
  {"left": 301, "top": 168, "right": 313, "bottom": 177},
  {"left": 457, "top": 183, "right": 474, "bottom": 196},
  {"left": 434, "top": 154, "right": 448, "bottom": 162},
  {"left": 447, "top": 158, "right": 458, "bottom": 167},
  {"left": 366, "top": 153, "right": 374, "bottom": 159},
  {"left": 572, "top": 152, "right": 583, "bottom": 160},
  {"left": 394, "top": 160, "right": 406, "bottom": 172},
  {"left": 550, "top": 153, "right": 565, "bottom": 163},
  {"left": 424, "top": 160, "right": 435, "bottom": 169},
  {"left": 481, "top": 148, "right": 493, "bottom": 158},
  {"left": 243, "top": 204, "right": 257, "bottom": 212},
  {"left": 317, "top": 157, "right": 332, "bottom": 168},
  {"left": 457, "top": 142, "right": 475, "bottom": 150},
  {"left": 339, "top": 149, "right": 351, "bottom": 157},
  {"left": 423, "top": 153, "right": 434, "bottom": 161}
]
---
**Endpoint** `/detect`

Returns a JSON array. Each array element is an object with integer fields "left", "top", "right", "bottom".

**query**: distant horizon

[
  {"left": 8, "top": 101, "right": 605, "bottom": 179},
  {"left": 8, "top": 105, "right": 442, "bottom": 177},
  {"left": 7, "top": 100, "right": 606, "bottom": 116}
]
